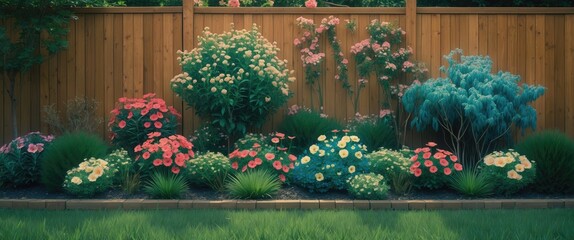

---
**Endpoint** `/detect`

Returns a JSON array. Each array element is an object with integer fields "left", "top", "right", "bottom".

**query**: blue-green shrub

[
  {"left": 402, "top": 49, "right": 545, "bottom": 165},
  {"left": 291, "top": 133, "right": 369, "bottom": 193}
]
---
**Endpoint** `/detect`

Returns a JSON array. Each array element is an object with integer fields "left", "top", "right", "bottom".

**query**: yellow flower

[
  {"left": 354, "top": 151, "right": 363, "bottom": 159},
  {"left": 494, "top": 157, "right": 507, "bottom": 168},
  {"left": 350, "top": 136, "right": 360, "bottom": 142},
  {"left": 319, "top": 150, "right": 326, "bottom": 157},
  {"left": 93, "top": 167, "right": 104, "bottom": 177},
  {"left": 337, "top": 141, "right": 347, "bottom": 149},
  {"left": 301, "top": 156, "right": 311, "bottom": 164},
  {"left": 309, "top": 145, "right": 319, "bottom": 154},
  {"left": 85, "top": 167, "right": 94, "bottom": 173},
  {"left": 339, "top": 149, "right": 349, "bottom": 158},
  {"left": 315, "top": 173, "right": 324, "bottom": 181},
  {"left": 521, "top": 159, "right": 532, "bottom": 169},
  {"left": 504, "top": 157, "right": 514, "bottom": 164},
  {"left": 88, "top": 173, "right": 98, "bottom": 182},
  {"left": 348, "top": 165, "right": 356, "bottom": 173},
  {"left": 341, "top": 136, "right": 350, "bottom": 143},
  {"left": 317, "top": 135, "right": 326, "bottom": 141},
  {"left": 515, "top": 164, "right": 525, "bottom": 172},
  {"left": 519, "top": 155, "right": 528, "bottom": 163},
  {"left": 484, "top": 155, "right": 495, "bottom": 166},
  {"left": 71, "top": 177, "right": 82, "bottom": 185},
  {"left": 507, "top": 170, "right": 519, "bottom": 180}
]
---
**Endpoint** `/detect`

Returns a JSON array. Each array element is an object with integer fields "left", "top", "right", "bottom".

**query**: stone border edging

[{"left": 0, "top": 199, "right": 573, "bottom": 210}]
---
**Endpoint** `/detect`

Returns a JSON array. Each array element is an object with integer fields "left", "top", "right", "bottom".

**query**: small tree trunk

[{"left": 4, "top": 71, "right": 18, "bottom": 139}]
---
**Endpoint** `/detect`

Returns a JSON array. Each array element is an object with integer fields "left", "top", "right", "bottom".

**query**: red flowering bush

[
  {"left": 108, "top": 93, "right": 181, "bottom": 154},
  {"left": 409, "top": 142, "right": 463, "bottom": 189},
  {"left": 229, "top": 132, "right": 297, "bottom": 183},
  {"left": 134, "top": 133, "right": 194, "bottom": 176},
  {"left": 0, "top": 132, "right": 54, "bottom": 187}
]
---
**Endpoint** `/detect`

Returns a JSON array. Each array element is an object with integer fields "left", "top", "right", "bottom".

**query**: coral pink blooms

[
  {"left": 282, "top": 165, "right": 290, "bottom": 173},
  {"left": 279, "top": 174, "right": 286, "bottom": 182},
  {"left": 426, "top": 142, "right": 437, "bottom": 147},
  {"left": 153, "top": 159, "right": 162, "bottom": 166},
  {"left": 424, "top": 160, "right": 433, "bottom": 167},
  {"left": 273, "top": 161, "right": 282, "bottom": 170},
  {"left": 142, "top": 152, "right": 151, "bottom": 160},
  {"left": 444, "top": 167, "right": 452, "bottom": 175},
  {"left": 228, "top": 0, "right": 240, "bottom": 7},
  {"left": 439, "top": 159, "right": 449, "bottom": 167},
  {"left": 163, "top": 158, "right": 173, "bottom": 167},
  {"left": 271, "top": 137, "right": 280, "bottom": 144},
  {"left": 231, "top": 162, "right": 239, "bottom": 170},
  {"left": 171, "top": 167, "right": 180, "bottom": 174},
  {"left": 288, "top": 154, "right": 297, "bottom": 161},
  {"left": 265, "top": 153, "right": 275, "bottom": 161},
  {"left": 249, "top": 151, "right": 258, "bottom": 157},
  {"left": 254, "top": 158, "right": 262, "bottom": 165},
  {"left": 27, "top": 144, "right": 38, "bottom": 153},
  {"left": 423, "top": 152, "right": 431, "bottom": 159},
  {"left": 414, "top": 168, "right": 422, "bottom": 177},
  {"left": 241, "top": 165, "right": 247, "bottom": 172},
  {"left": 118, "top": 120, "right": 127, "bottom": 129},
  {"left": 454, "top": 163, "right": 463, "bottom": 171},
  {"left": 154, "top": 121, "right": 163, "bottom": 128},
  {"left": 305, "top": 0, "right": 317, "bottom": 8},
  {"left": 248, "top": 160, "right": 257, "bottom": 168},
  {"left": 429, "top": 166, "right": 438, "bottom": 173},
  {"left": 450, "top": 155, "right": 458, "bottom": 162}
]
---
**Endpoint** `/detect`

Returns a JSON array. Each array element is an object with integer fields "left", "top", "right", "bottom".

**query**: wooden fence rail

[{"left": 1, "top": 1, "right": 573, "bottom": 146}]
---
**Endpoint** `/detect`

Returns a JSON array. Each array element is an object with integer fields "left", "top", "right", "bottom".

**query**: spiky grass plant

[
  {"left": 449, "top": 169, "right": 493, "bottom": 197},
  {"left": 226, "top": 170, "right": 281, "bottom": 199},
  {"left": 144, "top": 172, "right": 188, "bottom": 199}
]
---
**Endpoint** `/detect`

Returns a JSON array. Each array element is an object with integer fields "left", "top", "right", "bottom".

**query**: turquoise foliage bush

[
  {"left": 0, "top": 132, "right": 54, "bottom": 187},
  {"left": 402, "top": 49, "right": 545, "bottom": 165},
  {"left": 291, "top": 133, "right": 369, "bottom": 193}
]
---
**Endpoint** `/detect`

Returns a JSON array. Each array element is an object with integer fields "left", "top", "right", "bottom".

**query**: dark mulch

[{"left": 1, "top": 184, "right": 573, "bottom": 201}]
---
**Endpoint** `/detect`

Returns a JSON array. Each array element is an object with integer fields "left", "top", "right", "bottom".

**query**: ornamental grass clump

[
  {"left": 144, "top": 172, "right": 189, "bottom": 199},
  {"left": 479, "top": 149, "right": 535, "bottom": 195},
  {"left": 172, "top": 23, "right": 294, "bottom": 137},
  {"left": 448, "top": 169, "right": 494, "bottom": 197},
  {"left": 347, "top": 173, "right": 390, "bottom": 200},
  {"left": 409, "top": 142, "right": 463, "bottom": 190},
  {"left": 226, "top": 170, "right": 281, "bottom": 199},
  {"left": 133, "top": 133, "right": 194, "bottom": 177},
  {"left": 108, "top": 93, "right": 181, "bottom": 155},
  {"left": 0, "top": 132, "right": 54, "bottom": 187},
  {"left": 63, "top": 157, "right": 114, "bottom": 198},
  {"left": 291, "top": 132, "right": 369, "bottom": 193},
  {"left": 187, "top": 152, "right": 231, "bottom": 191},
  {"left": 229, "top": 133, "right": 297, "bottom": 183}
]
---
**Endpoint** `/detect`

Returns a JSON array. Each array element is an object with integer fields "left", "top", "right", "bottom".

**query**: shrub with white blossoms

[
  {"left": 347, "top": 173, "right": 390, "bottom": 200},
  {"left": 367, "top": 148, "right": 411, "bottom": 179},
  {"left": 479, "top": 149, "right": 536, "bottom": 195},
  {"left": 171, "top": 23, "right": 295, "bottom": 136},
  {"left": 63, "top": 157, "right": 114, "bottom": 197}
]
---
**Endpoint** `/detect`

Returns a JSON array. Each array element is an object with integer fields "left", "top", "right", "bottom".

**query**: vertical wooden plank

[
  {"left": 468, "top": 15, "right": 479, "bottom": 55},
  {"left": 123, "top": 14, "right": 134, "bottom": 98},
  {"left": 405, "top": 0, "right": 417, "bottom": 55},
  {"left": 458, "top": 14, "right": 469, "bottom": 59},
  {"left": 233, "top": 14, "right": 245, "bottom": 29},
  {"left": 113, "top": 14, "right": 124, "bottom": 106},
  {"left": 487, "top": 15, "right": 498, "bottom": 70},
  {"left": 189, "top": 14, "right": 204, "bottom": 131},
  {"left": 56, "top": 45, "right": 67, "bottom": 132},
  {"left": 162, "top": 13, "right": 174, "bottom": 106},
  {"left": 153, "top": 14, "right": 164, "bottom": 101},
  {"left": 143, "top": 14, "right": 154, "bottom": 95},
  {"left": 75, "top": 14, "right": 86, "bottom": 98},
  {"left": 183, "top": 0, "right": 194, "bottom": 51},
  {"left": 223, "top": 14, "right": 234, "bottom": 31},
  {"left": 104, "top": 14, "right": 114, "bottom": 131},
  {"left": 535, "top": 15, "right": 546, "bottom": 130},
  {"left": 544, "top": 15, "right": 556, "bottom": 130},
  {"left": 516, "top": 15, "right": 528, "bottom": 140},
  {"left": 85, "top": 14, "right": 96, "bottom": 103},
  {"left": 554, "top": 15, "right": 565, "bottom": 132},
  {"left": 478, "top": 15, "right": 488, "bottom": 55},
  {"left": 20, "top": 63, "right": 31, "bottom": 135},
  {"left": 440, "top": 14, "right": 451, "bottom": 77},
  {"left": 347, "top": 14, "right": 359, "bottom": 119},
  {"left": 29, "top": 58, "right": 40, "bottom": 134},
  {"left": 507, "top": 15, "right": 517, "bottom": 74},
  {"left": 565, "top": 15, "right": 574, "bottom": 136},
  {"left": 431, "top": 14, "right": 441, "bottom": 79},
  {"left": 66, "top": 18, "right": 77, "bottom": 125},
  {"left": 172, "top": 13, "right": 185, "bottom": 135},
  {"left": 420, "top": 15, "right": 432, "bottom": 74},
  {"left": 271, "top": 14, "right": 287, "bottom": 131},
  {"left": 497, "top": 15, "right": 508, "bottom": 72},
  {"left": 133, "top": 14, "right": 144, "bottom": 98},
  {"left": 94, "top": 14, "right": 105, "bottom": 136}
]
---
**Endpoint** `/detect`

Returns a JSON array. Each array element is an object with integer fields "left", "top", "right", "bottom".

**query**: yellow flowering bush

[
  {"left": 347, "top": 173, "right": 390, "bottom": 200},
  {"left": 479, "top": 149, "right": 536, "bottom": 195},
  {"left": 172, "top": 23, "right": 294, "bottom": 136},
  {"left": 63, "top": 157, "right": 114, "bottom": 197},
  {"left": 291, "top": 131, "right": 369, "bottom": 193}
]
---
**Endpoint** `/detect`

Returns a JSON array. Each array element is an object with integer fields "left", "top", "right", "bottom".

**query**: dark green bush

[
  {"left": 40, "top": 132, "right": 108, "bottom": 192},
  {"left": 278, "top": 108, "right": 342, "bottom": 155},
  {"left": 515, "top": 131, "right": 574, "bottom": 193},
  {"left": 190, "top": 124, "right": 229, "bottom": 155},
  {"left": 347, "top": 115, "right": 398, "bottom": 152}
]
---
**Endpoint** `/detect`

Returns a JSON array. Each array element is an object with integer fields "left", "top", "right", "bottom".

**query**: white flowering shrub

[
  {"left": 347, "top": 173, "right": 390, "bottom": 200},
  {"left": 172, "top": 23, "right": 295, "bottom": 136}
]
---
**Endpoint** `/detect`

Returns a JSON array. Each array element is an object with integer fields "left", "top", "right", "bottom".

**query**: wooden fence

[{"left": 1, "top": 1, "right": 573, "bottom": 146}]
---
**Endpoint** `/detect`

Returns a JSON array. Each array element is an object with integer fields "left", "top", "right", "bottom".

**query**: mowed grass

[{"left": 0, "top": 209, "right": 573, "bottom": 239}]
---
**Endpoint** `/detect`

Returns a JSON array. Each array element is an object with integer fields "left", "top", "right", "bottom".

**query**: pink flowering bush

[
  {"left": 409, "top": 142, "right": 463, "bottom": 189},
  {"left": 229, "top": 133, "right": 297, "bottom": 183},
  {"left": 134, "top": 133, "right": 194, "bottom": 176},
  {"left": 0, "top": 132, "right": 54, "bottom": 187},
  {"left": 305, "top": 0, "right": 317, "bottom": 8},
  {"left": 108, "top": 93, "right": 180, "bottom": 155}
]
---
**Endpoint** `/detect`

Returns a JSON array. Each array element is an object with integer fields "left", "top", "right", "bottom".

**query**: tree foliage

[{"left": 402, "top": 49, "right": 545, "bottom": 166}]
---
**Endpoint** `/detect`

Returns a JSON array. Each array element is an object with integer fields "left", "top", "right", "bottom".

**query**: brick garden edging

[{"left": 1, "top": 199, "right": 573, "bottom": 210}]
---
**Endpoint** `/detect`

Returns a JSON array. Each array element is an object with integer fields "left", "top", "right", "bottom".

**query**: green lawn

[{"left": 0, "top": 209, "right": 572, "bottom": 239}]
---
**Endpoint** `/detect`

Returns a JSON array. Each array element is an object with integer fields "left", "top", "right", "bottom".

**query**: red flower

[
  {"left": 163, "top": 158, "right": 173, "bottom": 167},
  {"left": 231, "top": 161, "right": 239, "bottom": 170},
  {"left": 426, "top": 142, "right": 437, "bottom": 147},
  {"left": 439, "top": 159, "right": 449, "bottom": 167},
  {"left": 153, "top": 159, "right": 162, "bottom": 166},
  {"left": 142, "top": 152, "right": 151, "bottom": 160},
  {"left": 279, "top": 174, "right": 286, "bottom": 182},
  {"left": 275, "top": 132, "right": 285, "bottom": 138},
  {"left": 254, "top": 158, "right": 262, "bottom": 165},
  {"left": 450, "top": 155, "right": 458, "bottom": 162},
  {"left": 421, "top": 147, "right": 431, "bottom": 153},
  {"left": 175, "top": 156, "right": 185, "bottom": 167},
  {"left": 414, "top": 168, "right": 422, "bottom": 177},
  {"left": 434, "top": 152, "right": 446, "bottom": 159},
  {"left": 429, "top": 166, "right": 438, "bottom": 173},
  {"left": 265, "top": 153, "right": 275, "bottom": 161},
  {"left": 424, "top": 160, "right": 433, "bottom": 167},
  {"left": 282, "top": 166, "right": 290, "bottom": 173},
  {"left": 249, "top": 151, "right": 258, "bottom": 157},
  {"left": 141, "top": 108, "right": 149, "bottom": 116},
  {"left": 144, "top": 122, "right": 151, "bottom": 128},
  {"left": 134, "top": 145, "right": 143, "bottom": 152},
  {"left": 127, "top": 112, "right": 133, "bottom": 119},
  {"left": 239, "top": 150, "right": 249, "bottom": 158},
  {"left": 241, "top": 165, "right": 247, "bottom": 172},
  {"left": 271, "top": 137, "right": 280, "bottom": 144},
  {"left": 454, "top": 163, "right": 463, "bottom": 171},
  {"left": 413, "top": 161, "right": 421, "bottom": 168},
  {"left": 423, "top": 152, "right": 431, "bottom": 159},
  {"left": 273, "top": 161, "right": 282, "bottom": 170},
  {"left": 27, "top": 144, "right": 38, "bottom": 153},
  {"left": 118, "top": 120, "right": 127, "bottom": 129},
  {"left": 229, "top": 149, "right": 239, "bottom": 158},
  {"left": 154, "top": 121, "right": 163, "bottom": 128},
  {"left": 288, "top": 154, "right": 297, "bottom": 162},
  {"left": 252, "top": 143, "right": 261, "bottom": 148},
  {"left": 248, "top": 161, "right": 257, "bottom": 169},
  {"left": 171, "top": 167, "right": 180, "bottom": 174},
  {"left": 150, "top": 114, "right": 159, "bottom": 121},
  {"left": 410, "top": 155, "right": 418, "bottom": 161},
  {"left": 444, "top": 167, "right": 452, "bottom": 175},
  {"left": 163, "top": 151, "right": 173, "bottom": 159},
  {"left": 409, "top": 165, "right": 418, "bottom": 173}
]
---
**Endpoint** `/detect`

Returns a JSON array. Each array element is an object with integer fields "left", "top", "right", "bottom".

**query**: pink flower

[
  {"left": 426, "top": 142, "right": 437, "bottom": 147},
  {"left": 413, "top": 161, "right": 421, "bottom": 168},
  {"left": 248, "top": 160, "right": 257, "bottom": 169},
  {"left": 450, "top": 155, "right": 458, "bottom": 162},
  {"left": 144, "top": 122, "right": 151, "bottom": 128},
  {"left": 342, "top": 59, "right": 348, "bottom": 64},
  {"left": 231, "top": 161, "right": 239, "bottom": 170},
  {"left": 27, "top": 144, "right": 38, "bottom": 153},
  {"left": 305, "top": 0, "right": 317, "bottom": 8},
  {"left": 36, "top": 143, "right": 44, "bottom": 152},
  {"left": 414, "top": 168, "right": 422, "bottom": 177},
  {"left": 171, "top": 167, "right": 180, "bottom": 174},
  {"left": 273, "top": 161, "right": 282, "bottom": 170},
  {"left": 439, "top": 159, "right": 449, "bottom": 167},
  {"left": 118, "top": 120, "right": 127, "bottom": 129},
  {"left": 279, "top": 174, "right": 286, "bottom": 182},
  {"left": 294, "top": 38, "right": 301, "bottom": 46},
  {"left": 228, "top": 0, "right": 240, "bottom": 7},
  {"left": 271, "top": 137, "right": 280, "bottom": 144},
  {"left": 163, "top": 158, "right": 173, "bottom": 167},
  {"left": 421, "top": 147, "right": 430, "bottom": 153},
  {"left": 154, "top": 121, "right": 163, "bottom": 128},
  {"left": 444, "top": 167, "right": 452, "bottom": 175},
  {"left": 150, "top": 114, "right": 159, "bottom": 121},
  {"left": 265, "top": 153, "right": 275, "bottom": 161},
  {"left": 253, "top": 143, "right": 261, "bottom": 148},
  {"left": 254, "top": 158, "right": 262, "bottom": 165},
  {"left": 153, "top": 159, "right": 163, "bottom": 166},
  {"left": 429, "top": 166, "right": 438, "bottom": 173},
  {"left": 239, "top": 150, "right": 250, "bottom": 158},
  {"left": 275, "top": 133, "right": 285, "bottom": 138},
  {"left": 424, "top": 160, "right": 433, "bottom": 167},
  {"left": 288, "top": 154, "right": 297, "bottom": 162},
  {"left": 241, "top": 165, "right": 247, "bottom": 172},
  {"left": 142, "top": 152, "right": 151, "bottom": 160},
  {"left": 454, "top": 163, "right": 463, "bottom": 171},
  {"left": 423, "top": 152, "right": 431, "bottom": 159},
  {"left": 434, "top": 152, "right": 446, "bottom": 159},
  {"left": 282, "top": 165, "right": 290, "bottom": 173},
  {"left": 249, "top": 151, "right": 258, "bottom": 157},
  {"left": 141, "top": 108, "right": 149, "bottom": 116},
  {"left": 410, "top": 155, "right": 418, "bottom": 162}
]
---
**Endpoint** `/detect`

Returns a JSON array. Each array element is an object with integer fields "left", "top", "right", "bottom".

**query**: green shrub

[
  {"left": 104, "top": 149, "right": 133, "bottom": 186},
  {"left": 226, "top": 170, "right": 281, "bottom": 199},
  {"left": 347, "top": 173, "right": 390, "bottom": 200},
  {"left": 448, "top": 169, "right": 493, "bottom": 197},
  {"left": 347, "top": 114, "right": 398, "bottom": 152},
  {"left": 278, "top": 106, "right": 342, "bottom": 155},
  {"left": 188, "top": 152, "right": 231, "bottom": 191},
  {"left": 144, "top": 172, "right": 188, "bottom": 199},
  {"left": 63, "top": 157, "right": 114, "bottom": 198},
  {"left": 388, "top": 171, "right": 413, "bottom": 196},
  {"left": 291, "top": 133, "right": 370, "bottom": 193},
  {"left": 479, "top": 150, "right": 535, "bottom": 195},
  {"left": 40, "top": 132, "right": 108, "bottom": 192},
  {"left": 190, "top": 124, "right": 229, "bottom": 155},
  {"left": 172, "top": 24, "right": 294, "bottom": 137},
  {"left": 409, "top": 142, "right": 463, "bottom": 190},
  {"left": 0, "top": 132, "right": 54, "bottom": 187},
  {"left": 367, "top": 148, "right": 411, "bottom": 177},
  {"left": 515, "top": 131, "right": 574, "bottom": 193}
]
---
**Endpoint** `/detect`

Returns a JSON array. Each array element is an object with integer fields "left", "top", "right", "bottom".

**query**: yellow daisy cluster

[
  {"left": 483, "top": 150, "right": 533, "bottom": 180},
  {"left": 66, "top": 157, "right": 110, "bottom": 184}
]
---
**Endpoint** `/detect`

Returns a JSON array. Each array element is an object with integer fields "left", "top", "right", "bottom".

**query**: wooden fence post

[
  {"left": 406, "top": 0, "right": 417, "bottom": 56},
  {"left": 183, "top": 0, "right": 194, "bottom": 50}
]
